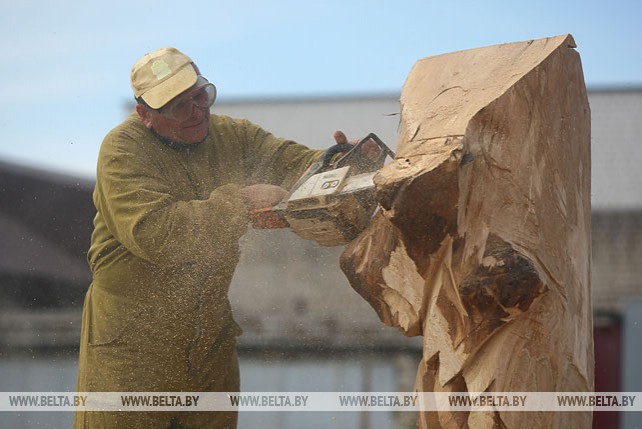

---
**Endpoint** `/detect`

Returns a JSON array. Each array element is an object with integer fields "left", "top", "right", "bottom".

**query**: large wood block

[{"left": 340, "top": 34, "right": 593, "bottom": 428}]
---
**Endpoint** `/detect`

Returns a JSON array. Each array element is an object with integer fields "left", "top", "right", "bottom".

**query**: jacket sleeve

[
  {"left": 95, "top": 138, "right": 248, "bottom": 267},
  {"left": 236, "top": 119, "right": 324, "bottom": 189}
]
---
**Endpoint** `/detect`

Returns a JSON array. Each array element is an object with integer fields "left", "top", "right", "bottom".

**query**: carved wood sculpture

[{"left": 340, "top": 34, "right": 593, "bottom": 428}]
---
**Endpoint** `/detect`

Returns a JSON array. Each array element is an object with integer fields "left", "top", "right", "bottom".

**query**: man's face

[{"left": 137, "top": 77, "right": 216, "bottom": 144}]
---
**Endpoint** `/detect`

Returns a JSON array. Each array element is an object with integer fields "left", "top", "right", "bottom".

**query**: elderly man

[{"left": 74, "top": 47, "right": 323, "bottom": 428}]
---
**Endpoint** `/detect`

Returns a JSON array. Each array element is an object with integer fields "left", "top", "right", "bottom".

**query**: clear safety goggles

[{"left": 157, "top": 76, "right": 217, "bottom": 121}]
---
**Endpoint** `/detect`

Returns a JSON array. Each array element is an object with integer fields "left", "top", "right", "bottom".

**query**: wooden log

[{"left": 340, "top": 34, "right": 593, "bottom": 428}]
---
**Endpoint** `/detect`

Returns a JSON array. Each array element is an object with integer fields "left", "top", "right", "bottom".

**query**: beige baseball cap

[{"left": 131, "top": 47, "right": 198, "bottom": 109}]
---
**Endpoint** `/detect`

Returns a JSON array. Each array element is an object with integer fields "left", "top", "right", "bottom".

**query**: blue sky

[{"left": 1, "top": 0, "right": 641, "bottom": 178}]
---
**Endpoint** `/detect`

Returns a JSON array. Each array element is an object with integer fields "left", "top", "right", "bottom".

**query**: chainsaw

[{"left": 249, "top": 133, "right": 395, "bottom": 246}]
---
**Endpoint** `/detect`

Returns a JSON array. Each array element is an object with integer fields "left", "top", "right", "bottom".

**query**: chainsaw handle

[
  {"left": 320, "top": 133, "right": 395, "bottom": 172},
  {"left": 320, "top": 143, "right": 354, "bottom": 170},
  {"left": 339, "top": 133, "right": 396, "bottom": 163},
  {"left": 331, "top": 133, "right": 396, "bottom": 175},
  {"left": 363, "top": 133, "right": 396, "bottom": 160}
]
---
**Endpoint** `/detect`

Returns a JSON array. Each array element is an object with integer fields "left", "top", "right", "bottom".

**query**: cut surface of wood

[{"left": 340, "top": 34, "right": 593, "bottom": 428}]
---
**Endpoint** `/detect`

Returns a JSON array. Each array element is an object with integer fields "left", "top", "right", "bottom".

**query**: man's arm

[
  {"left": 94, "top": 137, "right": 248, "bottom": 267},
  {"left": 237, "top": 118, "right": 323, "bottom": 190}
]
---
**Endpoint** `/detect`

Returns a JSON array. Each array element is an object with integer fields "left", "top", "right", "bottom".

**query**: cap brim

[{"left": 141, "top": 65, "right": 198, "bottom": 109}]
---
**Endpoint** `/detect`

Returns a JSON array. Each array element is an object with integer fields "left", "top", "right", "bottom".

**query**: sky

[{"left": 1, "top": 0, "right": 641, "bottom": 178}]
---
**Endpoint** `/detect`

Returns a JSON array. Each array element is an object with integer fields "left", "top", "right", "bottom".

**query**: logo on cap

[{"left": 151, "top": 59, "right": 172, "bottom": 80}]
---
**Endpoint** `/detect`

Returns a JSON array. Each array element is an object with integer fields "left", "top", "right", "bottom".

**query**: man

[{"left": 74, "top": 47, "right": 325, "bottom": 428}]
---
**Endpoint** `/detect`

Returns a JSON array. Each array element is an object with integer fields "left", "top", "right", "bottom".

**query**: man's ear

[{"left": 136, "top": 104, "right": 154, "bottom": 129}]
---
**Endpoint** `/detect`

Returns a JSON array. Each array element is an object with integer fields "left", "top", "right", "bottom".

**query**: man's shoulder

[
  {"left": 108, "top": 112, "right": 146, "bottom": 137},
  {"left": 209, "top": 113, "right": 252, "bottom": 129},
  {"left": 101, "top": 113, "right": 150, "bottom": 153}
]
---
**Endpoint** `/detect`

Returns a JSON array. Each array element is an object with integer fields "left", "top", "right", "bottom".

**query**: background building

[{"left": 1, "top": 88, "right": 641, "bottom": 428}]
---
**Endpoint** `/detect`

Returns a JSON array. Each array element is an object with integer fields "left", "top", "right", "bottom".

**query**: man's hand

[
  {"left": 239, "top": 184, "right": 288, "bottom": 211},
  {"left": 333, "top": 130, "right": 382, "bottom": 159}
]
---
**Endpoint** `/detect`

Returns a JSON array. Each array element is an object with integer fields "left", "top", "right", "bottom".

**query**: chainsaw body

[{"left": 250, "top": 133, "right": 395, "bottom": 246}]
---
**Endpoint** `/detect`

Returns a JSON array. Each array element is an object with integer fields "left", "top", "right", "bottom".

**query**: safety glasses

[{"left": 157, "top": 76, "right": 217, "bottom": 121}]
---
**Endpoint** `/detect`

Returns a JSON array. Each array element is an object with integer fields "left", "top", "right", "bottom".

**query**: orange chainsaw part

[{"left": 249, "top": 207, "right": 289, "bottom": 229}]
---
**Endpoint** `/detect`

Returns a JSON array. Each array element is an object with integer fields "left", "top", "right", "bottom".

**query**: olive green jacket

[{"left": 77, "top": 113, "right": 321, "bottom": 392}]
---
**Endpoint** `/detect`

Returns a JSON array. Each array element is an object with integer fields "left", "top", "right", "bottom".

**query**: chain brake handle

[{"left": 321, "top": 133, "right": 395, "bottom": 174}]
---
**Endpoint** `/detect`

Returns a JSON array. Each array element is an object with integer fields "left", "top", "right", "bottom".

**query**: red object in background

[{"left": 593, "top": 314, "right": 622, "bottom": 429}]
